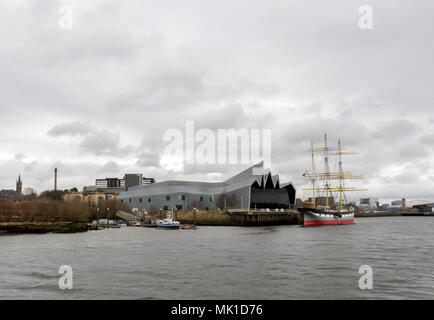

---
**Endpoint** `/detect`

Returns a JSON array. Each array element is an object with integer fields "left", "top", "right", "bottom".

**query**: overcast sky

[{"left": 1, "top": 0, "right": 433, "bottom": 203}]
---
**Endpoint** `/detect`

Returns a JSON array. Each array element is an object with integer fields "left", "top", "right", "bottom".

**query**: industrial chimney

[{"left": 54, "top": 168, "right": 58, "bottom": 192}]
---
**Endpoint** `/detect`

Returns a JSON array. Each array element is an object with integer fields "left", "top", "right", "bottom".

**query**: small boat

[
  {"left": 132, "top": 222, "right": 142, "bottom": 227},
  {"left": 156, "top": 212, "right": 180, "bottom": 229},
  {"left": 117, "top": 220, "right": 128, "bottom": 227},
  {"left": 180, "top": 224, "right": 195, "bottom": 230},
  {"left": 143, "top": 222, "right": 157, "bottom": 228}
]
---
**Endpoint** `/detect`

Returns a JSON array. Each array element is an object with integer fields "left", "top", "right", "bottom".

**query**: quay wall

[
  {"left": 355, "top": 211, "right": 402, "bottom": 218},
  {"left": 149, "top": 210, "right": 300, "bottom": 226},
  {"left": 355, "top": 211, "right": 434, "bottom": 218},
  {"left": 230, "top": 210, "right": 299, "bottom": 226}
]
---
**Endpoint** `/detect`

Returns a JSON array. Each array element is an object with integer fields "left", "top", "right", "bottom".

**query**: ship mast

[
  {"left": 338, "top": 139, "right": 343, "bottom": 210},
  {"left": 303, "top": 134, "right": 366, "bottom": 210},
  {"left": 311, "top": 142, "right": 316, "bottom": 208},
  {"left": 324, "top": 133, "right": 330, "bottom": 207}
]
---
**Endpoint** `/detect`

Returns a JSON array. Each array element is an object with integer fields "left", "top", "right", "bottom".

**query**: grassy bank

[
  {"left": 0, "top": 199, "right": 92, "bottom": 223},
  {"left": 0, "top": 197, "right": 129, "bottom": 234},
  {"left": 0, "top": 221, "right": 88, "bottom": 235}
]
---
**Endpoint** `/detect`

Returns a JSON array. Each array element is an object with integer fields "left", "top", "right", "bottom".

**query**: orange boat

[{"left": 180, "top": 224, "right": 195, "bottom": 230}]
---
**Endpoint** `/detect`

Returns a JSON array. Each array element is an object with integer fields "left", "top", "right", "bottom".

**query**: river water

[{"left": 0, "top": 217, "right": 433, "bottom": 299}]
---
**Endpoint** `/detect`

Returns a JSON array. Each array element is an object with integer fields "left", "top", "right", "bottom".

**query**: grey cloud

[
  {"left": 370, "top": 119, "right": 419, "bottom": 143},
  {"left": 79, "top": 130, "right": 132, "bottom": 157},
  {"left": 182, "top": 163, "right": 246, "bottom": 177},
  {"left": 397, "top": 144, "right": 428, "bottom": 162},
  {"left": 383, "top": 172, "right": 420, "bottom": 185},
  {"left": 47, "top": 121, "right": 91, "bottom": 137},
  {"left": 135, "top": 151, "right": 160, "bottom": 168},
  {"left": 193, "top": 103, "right": 276, "bottom": 130},
  {"left": 14, "top": 153, "right": 26, "bottom": 161},
  {"left": 24, "top": 161, "right": 38, "bottom": 173},
  {"left": 420, "top": 134, "right": 434, "bottom": 146},
  {"left": 47, "top": 121, "right": 134, "bottom": 157},
  {"left": 99, "top": 161, "right": 121, "bottom": 174}
]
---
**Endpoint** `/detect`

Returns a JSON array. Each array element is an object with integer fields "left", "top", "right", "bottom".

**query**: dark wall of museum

[{"left": 250, "top": 185, "right": 295, "bottom": 209}]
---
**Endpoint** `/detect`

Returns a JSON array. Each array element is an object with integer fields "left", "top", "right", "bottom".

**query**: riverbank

[
  {"left": 355, "top": 211, "right": 434, "bottom": 218},
  {"left": 171, "top": 209, "right": 432, "bottom": 224},
  {"left": 149, "top": 209, "right": 300, "bottom": 226},
  {"left": 355, "top": 211, "right": 401, "bottom": 218},
  {"left": 0, "top": 222, "right": 88, "bottom": 235}
]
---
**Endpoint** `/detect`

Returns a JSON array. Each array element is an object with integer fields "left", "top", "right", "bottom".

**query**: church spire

[{"left": 16, "top": 174, "right": 23, "bottom": 196}]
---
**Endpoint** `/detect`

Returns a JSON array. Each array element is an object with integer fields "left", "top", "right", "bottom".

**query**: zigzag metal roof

[{"left": 117, "top": 162, "right": 295, "bottom": 199}]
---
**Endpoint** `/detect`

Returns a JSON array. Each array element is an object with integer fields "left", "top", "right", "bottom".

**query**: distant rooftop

[{"left": 405, "top": 200, "right": 434, "bottom": 207}]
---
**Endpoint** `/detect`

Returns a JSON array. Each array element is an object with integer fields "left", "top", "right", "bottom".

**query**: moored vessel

[
  {"left": 180, "top": 223, "right": 195, "bottom": 229},
  {"left": 156, "top": 211, "right": 180, "bottom": 229},
  {"left": 143, "top": 222, "right": 157, "bottom": 228},
  {"left": 299, "top": 134, "right": 365, "bottom": 227},
  {"left": 299, "top": 207, "right": 355, "bottom": 226}
]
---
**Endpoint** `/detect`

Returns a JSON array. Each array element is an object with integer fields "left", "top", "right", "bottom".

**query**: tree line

[{"left": 0, "top": 189, "right": 129, "bottom": 223}]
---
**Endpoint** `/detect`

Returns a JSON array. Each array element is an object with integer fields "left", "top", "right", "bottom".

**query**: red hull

[{"left": 304, "top": 218, "right": 354, "bottom": 227}]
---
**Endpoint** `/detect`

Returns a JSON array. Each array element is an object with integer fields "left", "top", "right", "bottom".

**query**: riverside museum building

[{"left": 117, "top": 162, "right": 296, "bottom": 211}]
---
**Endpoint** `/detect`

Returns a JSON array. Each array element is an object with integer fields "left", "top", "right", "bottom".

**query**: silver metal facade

[{"left": 117, "top": 162, "right": 295, "bottom": 211}]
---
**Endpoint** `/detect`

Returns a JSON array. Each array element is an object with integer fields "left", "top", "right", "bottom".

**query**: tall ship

[{"left": 299, "top": 134, "right": 365, "bottom": 227}]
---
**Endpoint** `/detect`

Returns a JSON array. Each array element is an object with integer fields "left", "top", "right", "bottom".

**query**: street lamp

[
  {"left": 106, "top": 207, "right": 110, "bottom": 229},
  {"left": 193, "top": 207, "right": 197, "bottom": 230}
]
